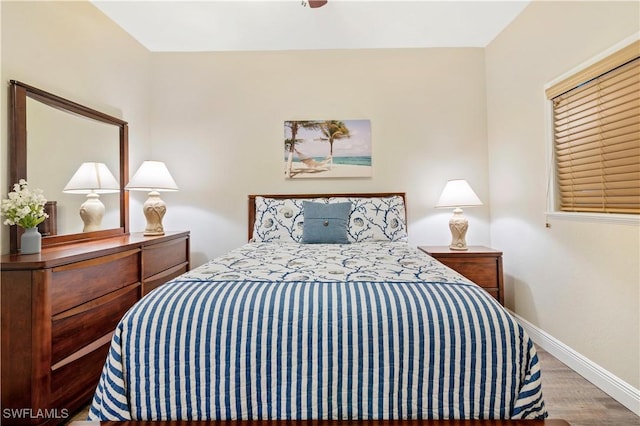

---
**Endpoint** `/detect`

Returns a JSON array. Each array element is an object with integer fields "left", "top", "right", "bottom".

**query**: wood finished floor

[
  {"left": 535, "top": 347, "right": 638, "bottom": 425},
  {"left": 66, "top": 346, "right": 639, "bottom": 425}
]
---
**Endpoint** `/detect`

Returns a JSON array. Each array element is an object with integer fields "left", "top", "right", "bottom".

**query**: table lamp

[
  {"left": 63, "top": 162, "right": 120, "bottom": 232},
  {"left": 125, "top": 161, "right": 178, "bottom": 236},
  {"left": 435, "top": 179, "right": 483, "bottom": 250}
]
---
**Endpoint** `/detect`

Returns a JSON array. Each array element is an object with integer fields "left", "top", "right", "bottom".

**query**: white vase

[{"left": 21, "top": 227, "right": 42, "bottom": 254}]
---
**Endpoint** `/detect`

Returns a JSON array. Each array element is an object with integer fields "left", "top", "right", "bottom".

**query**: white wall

[
  {"left": 485, "top": 0, "right": 640, "bottom": 390},
  {"left": 0, "top": 0, "right": 152, "bottom": 253},
  {"left": 149, "top": 49, "right": 492, "bottom": 266}
]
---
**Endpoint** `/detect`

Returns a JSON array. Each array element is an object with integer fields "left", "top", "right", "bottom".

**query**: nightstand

[{"left": 419, "top": 246, "right": 504, "bottom": 306}]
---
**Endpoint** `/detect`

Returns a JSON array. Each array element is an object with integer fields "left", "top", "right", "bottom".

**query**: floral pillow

[
  {"left": 251, "top": 196, "right": 326, "bottom": 242},
  {"left": 329, "top": 195, "right": 408, "bottom": 242}
]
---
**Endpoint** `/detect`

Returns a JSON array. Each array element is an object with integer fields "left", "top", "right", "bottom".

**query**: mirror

[{"left": 8, "top": 80, "right": 129, "bottom": 253}]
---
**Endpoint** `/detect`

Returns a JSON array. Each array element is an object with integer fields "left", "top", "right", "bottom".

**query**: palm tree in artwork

[
  {"left": 318, "top": 120, "right": 351, "bottom": 169},
  {"left": 284, "top": 120, "right": 322, "bottom": 177}
]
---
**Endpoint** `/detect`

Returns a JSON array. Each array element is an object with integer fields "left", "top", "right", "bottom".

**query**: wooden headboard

[{"left": 248, "top": 192, "right": 406, "bottom": 241}]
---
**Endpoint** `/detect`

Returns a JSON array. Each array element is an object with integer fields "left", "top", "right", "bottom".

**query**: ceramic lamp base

[
  {"left": 79, "top": 193, "right": 105, "bottom": 232},
  {"left": 143, "top": 191, "right": 166, "bottom": 236},
  {"left": 448, "top": 207, "right": 469, "bottom": 251}
]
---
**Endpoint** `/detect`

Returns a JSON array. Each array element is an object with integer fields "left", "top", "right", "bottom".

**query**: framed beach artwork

[{"left": 284, "top": 119, "right": 372, "bottom": 179}]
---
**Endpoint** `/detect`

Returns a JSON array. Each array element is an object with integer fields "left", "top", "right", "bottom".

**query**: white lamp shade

[
  {"left": 63, "top": 162, "right": 120, "bottom": 194},
  {"left": 126, "top": 161, "right": 178, "bottom": 192},
  {"left": 435, "top": 179, "right": 483, "bottom": 208}
]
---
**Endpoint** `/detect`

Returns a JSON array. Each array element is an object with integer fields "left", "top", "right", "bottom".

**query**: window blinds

[{"left": 547, "top": 42, "right": 639, "bottom": 214}]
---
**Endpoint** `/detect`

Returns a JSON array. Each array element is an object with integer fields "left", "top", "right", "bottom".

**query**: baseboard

[{"left": 509, "top": 309, "right": 640, "bottom": 416}]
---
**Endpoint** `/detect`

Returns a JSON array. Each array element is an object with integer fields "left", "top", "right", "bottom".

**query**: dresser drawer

[
  {"left": 437, "top": 257, "right": 498, "bottom": 289},
  {"left": 142, "top": 237, "right": 189, "bottom": 279},
  {"left": 51, "top": 285, "right": 139, "bottom": 365},
  {"left": 142, "top": 263, "right": 189, "bottom": 296},
  {"left": 50, "top": 337, "right": 111, "bottom": 411},
  {"left": 51, "top": 249, "right": 140, "bottom": 315}
]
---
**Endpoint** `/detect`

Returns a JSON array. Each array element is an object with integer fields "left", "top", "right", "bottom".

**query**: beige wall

[
  {"left": 149, "top": 49, "right": 492, "bottom": 266},
  {"left": 0, "top": 0, "right": 152, "bottom": 253},
  {"left": 486, "top": 1, "right": 640, "bottom": 389},
  {"left": 2, "top": 0, "right": 638, "bottom": 409},
  {"left": 1, "top": 1, "right": 493, "bottom": 263}
]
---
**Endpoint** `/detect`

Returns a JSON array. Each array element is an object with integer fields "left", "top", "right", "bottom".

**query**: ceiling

[{"left": 91, "top": 0, "right": 531, "bottom": 52}]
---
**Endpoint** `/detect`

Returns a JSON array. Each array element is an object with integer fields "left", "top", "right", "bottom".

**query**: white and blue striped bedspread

[{"left": 89, "top": 242, "right": 547, "bottom": 420}]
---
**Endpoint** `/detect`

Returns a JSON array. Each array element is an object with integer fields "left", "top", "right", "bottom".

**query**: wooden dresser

[{"left": 1, "top": 231, "right": 190, "bottom": 425}]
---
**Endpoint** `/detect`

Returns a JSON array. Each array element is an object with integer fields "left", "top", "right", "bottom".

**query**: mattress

[{"left": 89, "top": 242, "right": 547, "bottom": 421}]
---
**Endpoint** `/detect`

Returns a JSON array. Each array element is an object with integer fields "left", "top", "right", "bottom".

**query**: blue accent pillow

[{"left": 302, "top": 201, "right": 351, "bottom": 244}]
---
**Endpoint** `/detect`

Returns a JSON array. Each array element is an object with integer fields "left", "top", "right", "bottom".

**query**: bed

[{"left": 88, "top": 192, "right": 547, "bottom": 422}]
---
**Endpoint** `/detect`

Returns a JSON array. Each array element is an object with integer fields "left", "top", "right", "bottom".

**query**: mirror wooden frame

[{"left": 8, "top": 80, "right": 129, "bottom": 254}]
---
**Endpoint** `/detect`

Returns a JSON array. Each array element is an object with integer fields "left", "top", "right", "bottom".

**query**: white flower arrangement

[{"left": 1, "top": 179, "right": 49, "bottom": 229}]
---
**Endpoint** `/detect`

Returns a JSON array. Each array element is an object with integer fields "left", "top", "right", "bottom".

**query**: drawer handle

[
  {"left": 52, "top": 249, "right": 140, "bottom": 272},
  {"left": 51, "top": 284, "right": 140, "bottom": 321},
  {"left": 51, "top": 333, "right": 113, "bottom": 371}
]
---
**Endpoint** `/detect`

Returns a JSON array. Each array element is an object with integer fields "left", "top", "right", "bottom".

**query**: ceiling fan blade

[{"left": 308, "top": 0, "right": 328, "bottom": 8}]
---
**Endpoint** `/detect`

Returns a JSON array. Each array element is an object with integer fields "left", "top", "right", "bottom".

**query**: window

[{"left": 546, "top": 40, "right": 639, "bottom": 215}]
